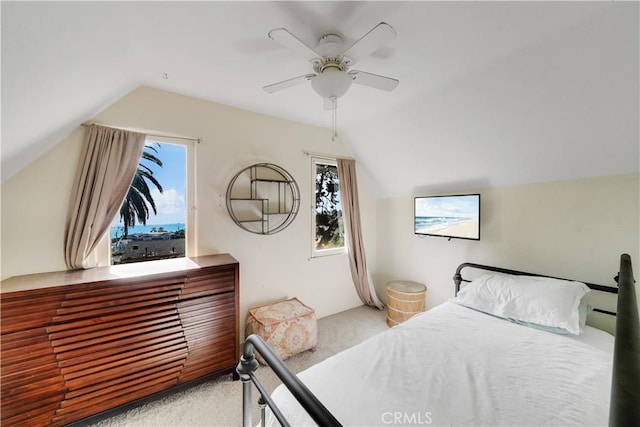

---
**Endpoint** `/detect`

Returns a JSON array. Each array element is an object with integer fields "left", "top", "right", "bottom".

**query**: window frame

[
  {"left": 97, "top": 135, "right": 197, "bottom": 266},
  {"left": 310, "top": 156, "right": 346, "bottom": 258}
]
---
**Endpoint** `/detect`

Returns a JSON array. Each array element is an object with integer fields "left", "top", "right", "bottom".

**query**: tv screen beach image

[{"left": 415, "top": 195, "right": 480, "bottom": 239}]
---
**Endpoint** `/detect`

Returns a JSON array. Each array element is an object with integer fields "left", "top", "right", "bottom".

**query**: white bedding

[{"left": 268, "top": 302, "right": 614, "bottom": 426}]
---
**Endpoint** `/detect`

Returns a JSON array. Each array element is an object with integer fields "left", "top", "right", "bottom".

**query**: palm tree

[{"left": 119, "top": 144, "right": 164, "bottom": 237}]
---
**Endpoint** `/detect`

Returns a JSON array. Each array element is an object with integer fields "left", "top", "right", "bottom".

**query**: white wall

[
  {"left": 1, "top": 86, "right": 379, "bottom": 327},
  {"left": 375, "top": 174, "right": 640, "bottom": 329},
  {"left": 1, "top": 128, "right": 85, "bottom": 277}
]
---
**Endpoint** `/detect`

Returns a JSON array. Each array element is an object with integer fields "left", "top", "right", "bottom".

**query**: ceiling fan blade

[
  {"left": 263, "top": 74, "right": 316, "bottom": 93},
  {"left": 268, "top": 28, "right": 321, "bottom": 62},
  {"left": 341, "top": 22, "right": 396, "bottom": 65},
  {"left": 349, "top": 70, "right": 399, "bottom": 91}
]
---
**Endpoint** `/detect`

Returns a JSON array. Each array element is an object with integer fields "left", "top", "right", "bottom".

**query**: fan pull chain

[{"left": 331, "top": 97, "right": 338, "bottom": 141}]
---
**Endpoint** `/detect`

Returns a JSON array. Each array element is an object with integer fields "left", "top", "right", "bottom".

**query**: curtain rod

[
  {"left": 303, "top": 150, "right": 354, "bottom": 161},
  {"left": 81, "top": 121, "right": 200, "bottom": 144}
]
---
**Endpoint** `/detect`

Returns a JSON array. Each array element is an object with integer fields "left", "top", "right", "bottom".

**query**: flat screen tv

[{"left": 414, "top": 194, "right": 480, "bottom": 240}]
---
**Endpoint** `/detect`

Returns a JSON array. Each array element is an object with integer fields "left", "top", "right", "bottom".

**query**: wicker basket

[{"left": 386, "top": 280, "right": 426, "bottom": 327}]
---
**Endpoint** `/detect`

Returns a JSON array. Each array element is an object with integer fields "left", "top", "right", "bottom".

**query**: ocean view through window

[{"left": 110, "top": 139, "right": 188, "bottom": 264}]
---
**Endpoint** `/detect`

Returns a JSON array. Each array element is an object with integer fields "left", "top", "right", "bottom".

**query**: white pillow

[{"left": 453, "top": 274, "right": 590, "bottom": 335}]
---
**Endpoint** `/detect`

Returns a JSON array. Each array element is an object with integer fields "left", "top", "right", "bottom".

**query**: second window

[{"left": 312, "top": 157, "right": 345, "bottom": 257}]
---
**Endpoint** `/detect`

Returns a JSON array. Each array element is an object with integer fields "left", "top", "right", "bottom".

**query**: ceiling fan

[{"left": 263, "top": 22, "right": 399, "bottom": 127}]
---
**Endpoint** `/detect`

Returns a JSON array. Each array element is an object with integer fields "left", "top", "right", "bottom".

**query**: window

[
  {"left": 311, "top": 157, "right": 345, "bottom": 257},
  {"left": 108, "top": 136, "right": 196, "bottom": 265}
]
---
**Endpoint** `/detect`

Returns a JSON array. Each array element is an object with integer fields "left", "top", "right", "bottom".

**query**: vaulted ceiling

[{"left": 2, "top": 1, "right": 638, "bottom": 196}]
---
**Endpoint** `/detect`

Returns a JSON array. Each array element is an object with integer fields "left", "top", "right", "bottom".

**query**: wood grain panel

[
  {"left": 49, "top": 279, "right": 188, "bottom": 424},
  {"left": 1, "top": 291, "right": 65, "bottom": 426},
  {"left": 183, "top": 268, "right": 236, "bottom": 298},
  {"left": 2, "top": 402, "right": 62, "bottom": 427},
  {"left": 0, "top": 254, "right": 239, "bottom": 426},
  {"left": 177, "top": 268, "right": 238, "bottom": 385}
]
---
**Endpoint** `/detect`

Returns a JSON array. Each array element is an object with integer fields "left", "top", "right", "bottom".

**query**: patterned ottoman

[{"left": 246, "top": 298, "right": 318, "bottom": 364}]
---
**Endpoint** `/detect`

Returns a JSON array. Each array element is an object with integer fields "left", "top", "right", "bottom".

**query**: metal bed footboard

[
  {"left": 609, "top": 253, "right": 639, "bottom": 427},
  {"left": 236, "top": 334, "right": 342, "bottom": 427}
]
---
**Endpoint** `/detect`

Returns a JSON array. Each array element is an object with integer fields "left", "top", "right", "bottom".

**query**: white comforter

[{"left": 268, "top": 302, "right": 614, "bottom": 426}]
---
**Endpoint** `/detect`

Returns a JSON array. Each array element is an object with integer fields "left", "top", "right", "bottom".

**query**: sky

[
  {"left": 112, "top": 140, "right": 186, "bottom": 227},
  {"left": 415, "top": 195, "right": 480, "bottom": 218}
]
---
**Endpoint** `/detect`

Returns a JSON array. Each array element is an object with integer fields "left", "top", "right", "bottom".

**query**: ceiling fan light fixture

[
  {"left": 264, "top": 22, "right": 399, "bottom": 141},
  {"left": 310, "top": 69, "right": 353, "bottom": 99}
]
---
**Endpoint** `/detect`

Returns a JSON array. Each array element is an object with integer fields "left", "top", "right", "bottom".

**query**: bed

[{"left": 237, "top": 254, "right": 639, "bottom": 427}]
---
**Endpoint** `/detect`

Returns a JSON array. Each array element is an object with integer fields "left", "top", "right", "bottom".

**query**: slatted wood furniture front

[{"left": 1, "top": 253, "right": 239, "bottom": 427}]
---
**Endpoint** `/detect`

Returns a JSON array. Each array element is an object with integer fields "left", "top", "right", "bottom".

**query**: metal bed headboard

[{"left": 453, "top": 262, "right": 618, "bottom": 316}]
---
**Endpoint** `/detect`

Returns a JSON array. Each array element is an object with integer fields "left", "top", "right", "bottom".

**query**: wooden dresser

[{"left": 0, "top": 253, "right": 239, "bottom": 426}]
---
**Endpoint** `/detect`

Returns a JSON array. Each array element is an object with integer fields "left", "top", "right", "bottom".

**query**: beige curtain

[
  {"left": 65, "top": 124, "right": 146, "bottom": 269},
  {"left": 337, "top": 158, "right": 384, "bottom": 309}
]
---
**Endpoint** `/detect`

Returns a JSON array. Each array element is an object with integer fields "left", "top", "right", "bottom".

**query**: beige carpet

[{"left": 89, "top": 305, "right": 388, "bottom": 427}]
